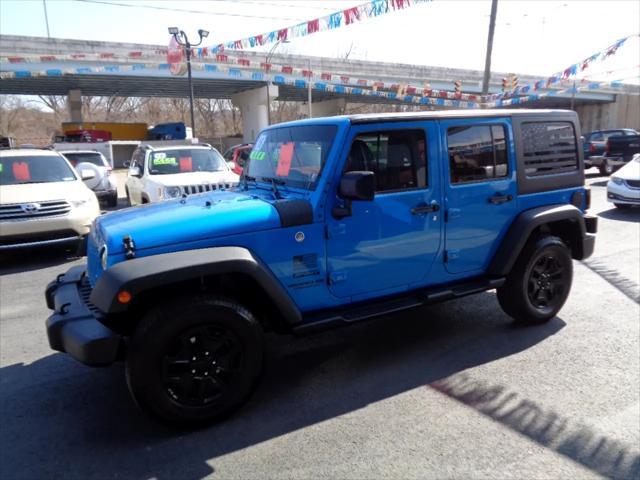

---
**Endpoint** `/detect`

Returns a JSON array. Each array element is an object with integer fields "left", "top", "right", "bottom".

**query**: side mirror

[
  {"left": 80, "top": 169, "right": 96, "bottom": 181},
  {"left": 333, "top": 171, "right": 375, "bottom": 219},
  {"left": 339, "top": 171, "right": 375, "bottom": 201},
  {"left": 123, "top": 160, "right": 131, "bottom": 168},
  {"left": 226, "top": 161, "right": 236, "bottom": 171},
  {"left": 129, "top": 166, "right": 142, "bottom": 177}
]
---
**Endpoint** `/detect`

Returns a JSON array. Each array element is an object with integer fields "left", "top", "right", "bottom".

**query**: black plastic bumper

[
  {"left": 580, "top": 214, "right": 598, "bottom": 260},
  {"left": 45, "top": 266, "right": 121, "bottom": 366}
]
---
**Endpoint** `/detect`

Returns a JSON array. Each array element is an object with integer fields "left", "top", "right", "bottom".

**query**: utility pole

[
  {"left": 481, "top": 0, "right": 499, "bottom": 97},
  {"left": 42, "top": 0, "right": 50, "bottom": 38}
]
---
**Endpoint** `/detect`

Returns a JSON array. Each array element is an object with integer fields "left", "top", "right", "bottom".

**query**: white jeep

[{"left": 125, "top": 144, "right": 239, "bottom": 205}]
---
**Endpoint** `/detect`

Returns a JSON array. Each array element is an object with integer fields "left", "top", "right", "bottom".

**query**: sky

[{"left": 0, "top": 0, "right": 639, "bottom": 82}]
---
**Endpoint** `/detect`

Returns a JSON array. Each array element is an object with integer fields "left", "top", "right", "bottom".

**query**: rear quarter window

[{"left": 521, "top": 122, "right": 578, "bottom": 177}]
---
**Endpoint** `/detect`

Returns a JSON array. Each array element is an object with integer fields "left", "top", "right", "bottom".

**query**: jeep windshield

[
  {"left": 0, "top": 155, "right": 78, "bottom": 185},
  {"left": 148, "top": 149, "right": 226, "bottom": 175},
  {"left": 245, "top": 125, "right": 337, "bottom": 190}
]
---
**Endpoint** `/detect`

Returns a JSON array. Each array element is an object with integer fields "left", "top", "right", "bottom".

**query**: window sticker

[
  {"left": 179, "top": 156, "right": 192, "bottom": 172},
  {"left": 250, "top": 150, "right": 266, "bottom": 161},
  {"left": 0, "top": 163, "right": 3, "bottom": 173},
  {"left": 152, "top": 156, "right": 177, "bottom": 166},
  {"left": 276, "top": 142, "right": 294, "bottom": 177},
  {"left": 12, "top": 161, "right": 30, "bottom": 181}
]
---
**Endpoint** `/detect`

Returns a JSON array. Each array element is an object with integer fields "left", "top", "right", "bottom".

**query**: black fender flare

[
  {"left": 488, "top": 204, "right": 591, "bottom": 277},
  {"left": 90, "top": 246, "right": 302, "bottom": 325}
]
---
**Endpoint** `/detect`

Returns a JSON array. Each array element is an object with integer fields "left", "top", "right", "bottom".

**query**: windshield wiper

[
  {"left": 261, "top": 177, "right": 285, "bottom": 199},
  {"left": 243, "top": 174, "right": 257, "bottom": 191}
]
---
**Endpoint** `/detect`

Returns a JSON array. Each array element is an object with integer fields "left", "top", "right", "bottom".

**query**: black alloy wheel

[
  {"left": 125, "top": 295, "right": 264, "bottom": 426},
  {"left": 497, "top": 235, "right": 573, "bottom": 324},
  {"left": 162, "top": 324, "right": 244, "bottom": 407},
  {"left": 526, "top": 253, "right": 567, "bottom": 316}
]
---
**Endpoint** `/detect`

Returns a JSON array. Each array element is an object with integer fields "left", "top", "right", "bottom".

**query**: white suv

[
  {"left": 0, "top": 149, "right": 100, "bottom": 250},
  {"left": 125, "top": 144, "right": 239, "bottom": 205}
]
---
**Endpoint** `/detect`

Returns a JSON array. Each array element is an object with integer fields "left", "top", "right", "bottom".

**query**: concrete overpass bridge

[{"left": 1, "top": 35, "right": 638, "bottom": 141}]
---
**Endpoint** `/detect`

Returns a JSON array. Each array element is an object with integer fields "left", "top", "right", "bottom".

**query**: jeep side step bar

[{"left": 294, "top": 277, "right": 505, "bottom": 335}]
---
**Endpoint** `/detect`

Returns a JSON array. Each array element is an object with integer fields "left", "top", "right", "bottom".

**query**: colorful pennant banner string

[
  {"left": 201, "top": 0, "right": 432, "bottom": 55},
  {"left": 486, "top": 33, "right": 639, "bottom": 101},
  {"left": 485, "top": 78, "right": 628, "bottom": 108}
]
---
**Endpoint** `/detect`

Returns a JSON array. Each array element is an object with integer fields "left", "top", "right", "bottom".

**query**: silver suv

[{"left": 59, "top": 150, "right": 118, "bottom": 207}]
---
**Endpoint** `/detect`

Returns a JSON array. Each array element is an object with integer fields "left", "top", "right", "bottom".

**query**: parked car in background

[
  {"left": 223, "top": 143, "right": 253, "bottom": 175},
  {"left": 59, "top": 150, "right": 118, "bottom": 207},
  {"left": 607, "top": 153, "right": 640, "bottom": 209},
  {"left": 147, "top": 122, "right": 188, "bottom": 140},
  {"left": 0, "top": 149, "right": 100, "bottom": 250},
  {"left": 583, "top": 128, "right": 638, "bottom": 173},
  {"left": 125, "top": 143, "right": 240, "bottom": 205},
  {"left": 0, "top": 136, "right": 17, "bottom": 149}
]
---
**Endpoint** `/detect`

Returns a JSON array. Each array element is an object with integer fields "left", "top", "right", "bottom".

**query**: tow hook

[{"left": 123, "top": 235, "right": 136, "bottom": 260}]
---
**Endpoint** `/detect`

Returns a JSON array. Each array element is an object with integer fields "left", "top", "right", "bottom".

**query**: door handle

[
  {"left": 411, "top": 201, "right": 440, "bottom": 215},
  {"left": 488, "top": 194, "right": 513, "bottom": 205}
]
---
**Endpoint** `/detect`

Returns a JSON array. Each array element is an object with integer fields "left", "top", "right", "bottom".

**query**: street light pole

[
  {"left": 184, "top": 44, "right": 196, "bottom": 138},
  {"left": 168, "top": 27, "right": 209, "bottom": 139},
  {"left": 265, "top": 40, "right": 285, "bottom": 126}
]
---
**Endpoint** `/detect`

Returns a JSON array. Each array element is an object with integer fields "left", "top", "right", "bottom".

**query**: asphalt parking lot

[{"left": 1, "top": 171, "right": 638, "bottom": 480}]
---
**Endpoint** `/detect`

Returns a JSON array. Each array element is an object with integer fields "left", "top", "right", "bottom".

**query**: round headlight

[
  {"left": 164, "top": 186, "right": 182, "bottom": 199},
  {"left": 100, "top": 244, "right": 108, "bottom": 270}
]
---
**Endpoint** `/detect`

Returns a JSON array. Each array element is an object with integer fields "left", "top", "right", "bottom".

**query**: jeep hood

[{"left": 97, "top": 190, "right": 284, "bottom": 254}]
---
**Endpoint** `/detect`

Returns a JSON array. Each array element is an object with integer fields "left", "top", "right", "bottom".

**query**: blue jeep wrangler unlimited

[{"left": 45, "top": 109, "right": 597, "bottom": 425}]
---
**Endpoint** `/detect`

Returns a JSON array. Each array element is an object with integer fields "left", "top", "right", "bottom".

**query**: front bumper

[
  {"left": 45, "top": 265, "right": 122, "bottom": 366},
  {"left": 607, "top": 182, "right": 640, "bottom": 205},
  {"left": 0, "top": 203, "right": 99, "bottom": 249},
  {"left": 580, "top": 214, "right": 597, "bottom": 260}
]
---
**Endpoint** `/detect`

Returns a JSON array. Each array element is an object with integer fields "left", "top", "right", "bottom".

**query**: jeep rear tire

[
  {"left": 497, "top": 235, "right": 573, "bottom": 325},
  {"left": 125, "top": 295, "right": 264, "bottom": 426}
]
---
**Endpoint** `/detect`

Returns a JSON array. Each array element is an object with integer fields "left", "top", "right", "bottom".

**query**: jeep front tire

[
  {"left": 125, "top": 295, "right": 264, "bottom": 426},
  {"left": 497, "top": 235, "right": 573, "bottom": 325}
]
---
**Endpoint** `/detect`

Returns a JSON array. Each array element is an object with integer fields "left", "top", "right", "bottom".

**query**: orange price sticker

[{"left": 276, "top": 142, "right": 294, "bottom": 177}]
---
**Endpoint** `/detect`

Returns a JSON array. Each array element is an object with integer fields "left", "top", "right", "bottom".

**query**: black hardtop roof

[{"left": 347, "top": 109, "right": 577, "bottom": 124}]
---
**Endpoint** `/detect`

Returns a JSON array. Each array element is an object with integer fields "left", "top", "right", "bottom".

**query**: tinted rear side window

[
  {"left": 521, "top": 122, "right": 578, "bottom": 176},
  {"left": 448, "top": 125, "right": 508, "bottom": 184}
]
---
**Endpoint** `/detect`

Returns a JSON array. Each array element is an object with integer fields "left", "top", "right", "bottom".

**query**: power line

[
  {"left": 72, "top": 0, "right": 307, "bottom": 21},
  {"left": 207, "top": 0, "right": 338, "bottom": 11}
]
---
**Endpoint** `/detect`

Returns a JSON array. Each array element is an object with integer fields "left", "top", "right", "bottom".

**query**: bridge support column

[
  {"left": 307, "top": 98, "right": 346, "bottom": 118},
  {"left": 67, "top": 89, "right": 83, "bottom": 123},
  {"left": 232, "top": 85, "right": 279, "bottom": 143}
]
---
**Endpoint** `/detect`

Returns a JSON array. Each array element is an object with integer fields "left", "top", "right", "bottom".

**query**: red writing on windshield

[{"left": 276, "top": 142, "right": 294, "bottom": 177}]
